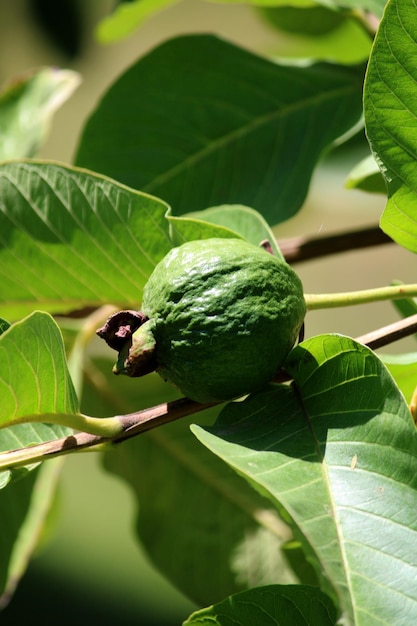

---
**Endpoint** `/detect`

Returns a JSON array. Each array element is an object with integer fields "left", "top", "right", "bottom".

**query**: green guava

[{"left": 97, "top": 238, "right": 305, "bottom": 403}]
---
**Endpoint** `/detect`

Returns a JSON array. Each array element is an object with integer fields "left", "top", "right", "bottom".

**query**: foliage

[{"left": 1, "top": 0, "right": 417, "bottom": 624}]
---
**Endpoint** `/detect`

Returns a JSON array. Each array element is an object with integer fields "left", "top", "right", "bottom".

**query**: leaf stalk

[{"left": 305, "top": 284, "right": 417, "bottom": 310}]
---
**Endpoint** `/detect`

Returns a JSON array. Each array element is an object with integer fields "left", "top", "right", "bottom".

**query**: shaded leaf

[
  {"left": 0, "top": 318, "right": 10, "bottom": 336},
  {"left": 257, "top": 5, "right": 346, "bottom": 37},
  {"left": 364, "top": 0, "right": 417, "bottom": 253},
  {"left": 87, "top": 359, "right": 296, "bottom": 606},
  {"left": 183, "top": 584, "right": 337, "bottom": 626},
  {"left": 75, "top": 35, "right": 364, "bottom": 225},
  {"left": 193, "top": 335, "right": 417, "bottom": 625},
  {"left": 0, "top": 459, "right": 63, "bottom": 607},
  {"left": 345, "top": 153, "right": 386, "bottom": 194},
  {"left": 0, "top": 68, "right": 80, "bottom": 160}
]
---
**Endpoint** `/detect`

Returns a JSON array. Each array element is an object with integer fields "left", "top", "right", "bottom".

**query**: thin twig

[
  {"left": 1, "top": 314, "right": 417, "bottom": 471},
  {"left": 355, "top": 313, "right": 417, "bottom": 350},
  {"left": 279, "top": 225, "right": 392, "bottom": 264}
]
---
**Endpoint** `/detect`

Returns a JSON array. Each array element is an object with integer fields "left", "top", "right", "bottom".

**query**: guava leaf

[
  {"left": 92, "top": 360, "right": 296, "bottom": 606},
  {"left": 95, "top": 0, "right": 180, "bottom": 43},
  {"left": 208, "top": 0, "right": 385, "bottom": 18},
  {"left": 345, "top": 154, "right": 386, "bottom": 194},
  {"left": 257, "top": 4, "right": 346, "bottom": 37},
  {"left": 184, "top": 584, "right": 337, "bottom": 626},
  {"left": 382, "top": 352, "right": 417, "bottom": 404},
  {"left": 0, "top": 311, "right": 78, "bottom": 428},
  {"left": 0, "top": 311, "right": 76, "bottom": 484},
  {"left": 0, "top": 160, "right": 244, "bottom": 320},
  {"left": 364, "top": 0, "right": 417, "bottom": 253},
  {"left": 75, "top": 35, "right": 364, "bottom": 225},
  {"left": 192, "top": 335, "right": 417, "bottom": 625},
  {"left": 0, "top": 459, "right": 63, "bottom": 607},
  {"left": 181, "top": 205, "right": 284, "bottom": 259},
  {"left": 0, "top": 68, "right": 80, "bottom": 160}
]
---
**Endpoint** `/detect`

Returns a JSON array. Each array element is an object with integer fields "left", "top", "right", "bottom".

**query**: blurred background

[{"left": 1, "top": 1, "right": 415, "bottom": 624}]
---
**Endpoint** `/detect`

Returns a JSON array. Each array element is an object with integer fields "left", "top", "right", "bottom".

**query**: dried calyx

[{"left": 96, "top": 310, "right": 157, "bottom": 377}]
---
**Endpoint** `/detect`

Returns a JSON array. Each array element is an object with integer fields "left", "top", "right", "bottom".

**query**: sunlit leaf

[
  {"left": 364, "top": 0, "right": 417, "bottom": 252},
  {"left": 181, "top": 205, "right": 284, "bottom": 259},
  {"left": 0, "top": 160, "right": 243, "bottom": 320},
  {"left": 193, "top": 335, "right": 417, "bottom": 625},
  {"left": 0, "top": 311, "right": 78, "bottom": 428},
  {"left": 95, "top": 0, "right": 180, "bottom": 43}
]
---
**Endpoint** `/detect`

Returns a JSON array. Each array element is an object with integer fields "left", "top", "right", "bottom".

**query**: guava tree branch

[
  {"left": 1, "top": 313, "right": 417, "bottom": 472},
  {"left": 280, "top": 225, "right": 392, "bottom": 264}
]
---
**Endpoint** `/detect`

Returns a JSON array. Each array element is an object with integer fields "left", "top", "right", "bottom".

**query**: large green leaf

[
  {"left": 90, "top": 359, "right": 296, "bottom": 607},
  {"left": 0, "top": 68, "right": 80, "bottom": 160},
  {"left": 75, "top": 35, "right": 364, "bottom": 225},
  {"left": 364, "top": 0, "right": 417, "bottom": 253},
  {"left": 0, "top": 160, "right": 245, "bottom": 320},
  {"left": 192, "top": 335, "right": 417, "bottom": 625},
  {"left": 184, "top": 584, "right": 337, "bottom": 626},
  {"left": 0, "top": 160, "right": 171, "bottom": 318}
]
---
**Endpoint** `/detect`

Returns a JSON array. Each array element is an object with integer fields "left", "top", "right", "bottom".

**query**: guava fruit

[{"left": 97, "top": 238, "right": 305, "bottom": 403}]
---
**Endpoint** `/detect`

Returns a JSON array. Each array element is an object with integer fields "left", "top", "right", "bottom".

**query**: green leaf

[
  {"left": 192, "top": 335, "right": 417, "bottom": 625},
  {"left": 0, "top": 160, "right": 244, "bottom": 320},
  {"left": 0, "top": 68, "right": 80, "bottom": 160},
  {"left": 0, "top": 311, "right": 76, "bottom": 486},
  {"left": 364, "top": 0, "right": 417, "bottom": 253},
  {"left": 95, "top": 0, "right": 180, "bottom": 43},
  {"left": 75, "top": 35, "right": 364, "bottom": 225},
  {"left": 0, "top": 311, "right": 78, "bottom": 428},
  {"left": 345, "top": 154, "right": 386, "bottom": 194},
  {"left": 257, "top": 5, "right": 346, "bottom": 37},
  {"left": 184, "top": 584, "right": 337, "bottom": 626},
  {"left": 179, "top": 205, "right": 284, "bottom": 259},
  {"left": 0, "top": 459, "right": 63, "bottom": 607},
  {"left": 89, "top": 360, "right": 297, "bottom": 606},
  {"left": 209, "top": 0, "right": 385, "bottom": 18},
  {"left": 382, "top": 352, "right": 417, "bottom": 404},
  {"left": 0, "top": 160, "right": 171, "bottom": 319}
]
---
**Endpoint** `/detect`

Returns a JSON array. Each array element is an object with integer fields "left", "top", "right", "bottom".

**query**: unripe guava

[{"left": 98, "top": 238, "right": 305, "bottom": 403}]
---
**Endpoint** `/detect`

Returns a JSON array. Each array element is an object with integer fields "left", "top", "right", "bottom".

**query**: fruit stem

[{"left": 304, "top": 283, "right": 417, "bottom": 310}]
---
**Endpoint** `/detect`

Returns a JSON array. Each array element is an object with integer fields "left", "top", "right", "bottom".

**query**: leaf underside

[{"left": 193, "top": 334, "right": 417, "bottom": 626}]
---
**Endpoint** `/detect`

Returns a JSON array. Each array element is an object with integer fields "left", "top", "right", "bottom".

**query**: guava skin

[{"left": 134, "top": 237, "right": 305, "bottom": 403}]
